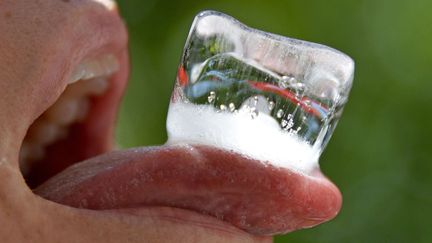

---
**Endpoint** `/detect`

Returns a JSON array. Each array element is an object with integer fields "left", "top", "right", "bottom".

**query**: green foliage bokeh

[{"left": 115, "top": 0, "right": 432, "bottom": 242}]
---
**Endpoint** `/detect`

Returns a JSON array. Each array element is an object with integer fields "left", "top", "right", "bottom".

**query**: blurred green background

[{"left": 115, "top": 0, "right": 432, "bottom": 242}]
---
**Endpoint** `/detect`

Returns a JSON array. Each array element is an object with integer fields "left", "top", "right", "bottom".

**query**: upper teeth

[
  {"left": 19, "top": 54, "right": 119, "bottom": 175},
  {"left": 68, "top": 54, "right": 119, "bottom": 84}
]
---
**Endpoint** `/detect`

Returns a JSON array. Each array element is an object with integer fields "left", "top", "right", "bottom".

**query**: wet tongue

[{"left": 34, "top": 144, "right": 341, "bottom": 235}]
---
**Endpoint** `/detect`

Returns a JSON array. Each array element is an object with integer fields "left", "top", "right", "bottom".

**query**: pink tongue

[{"left": 34, "top": 144, "right": 341, "bottom": 235}]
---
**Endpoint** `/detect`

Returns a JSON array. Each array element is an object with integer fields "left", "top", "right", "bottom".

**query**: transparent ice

[{"left": 166, "top": 11, "right": 354, "bottom": 174}]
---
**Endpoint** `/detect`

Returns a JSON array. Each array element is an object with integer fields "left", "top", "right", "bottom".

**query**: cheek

[
  {"left": 0, "top": 2, "right": 70, "bottom": 129},
  {"left": 0, "top": 188, "right": 269, "bottom": 243},
  {"left": 0, "top": 0, "right": 127, "bottom": 137}
]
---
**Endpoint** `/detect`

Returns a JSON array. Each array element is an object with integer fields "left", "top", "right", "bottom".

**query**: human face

[{"left": 0, "top": 1, "right": 341, "bottom": 242}]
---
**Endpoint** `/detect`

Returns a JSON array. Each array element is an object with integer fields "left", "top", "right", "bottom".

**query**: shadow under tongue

[{"left": 34, "top": 144, "right": 342, "bottom": 235}]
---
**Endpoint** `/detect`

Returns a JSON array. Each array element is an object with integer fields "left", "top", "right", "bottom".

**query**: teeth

[
  {"left": 20, "top": 54, "right": 117, "bottom": 175},
  {"left": 68, "top": 54, "right": 119, "bottom": 84},
  {"left": 45, "top": 96, "right": 93, "bottom": 127},
  {"left": 62, "top": 78, "right": 109, "bottom": 98},
  {"left": 45, "top": 97, "right": 82, "bottom": 126},
  {"left": 66, "top": 77, "right": 110, "bottom": 97},
  {"left": 84, "top": 77, "right": 110, "bottom": 95},
  {"left": 26, "top": 121, "right": 64, "bottom": 146}
]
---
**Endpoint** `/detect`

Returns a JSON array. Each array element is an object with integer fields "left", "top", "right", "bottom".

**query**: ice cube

[{"left": 167, "top": 11, "right": 354, "bottom": 174}]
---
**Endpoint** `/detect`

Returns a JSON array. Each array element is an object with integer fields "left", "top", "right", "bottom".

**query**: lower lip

[
  {"left": 107, "top": 206, "right": 259, "bottom": 235},
  {"left": 76, "top": 205, "right": 273, "bottom": 242}
]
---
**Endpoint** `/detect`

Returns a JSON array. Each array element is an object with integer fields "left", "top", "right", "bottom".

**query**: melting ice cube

[{"left": 167, "top": 11, "right": 354, "bottom": 174}]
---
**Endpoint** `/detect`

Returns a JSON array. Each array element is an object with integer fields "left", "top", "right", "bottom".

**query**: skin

[{"left": 0, "top": 0, "right": 340, "bottom": 242}]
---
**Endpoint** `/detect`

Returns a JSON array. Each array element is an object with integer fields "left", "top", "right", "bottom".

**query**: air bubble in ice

[
  {"left": 281, "top": 119, "right": 288, "bottom": 129},
  {"left": 288, "top": 119, "right": 294, "bottom": 128},
  {"left": 240, "top": 96, "right": 270, "bottom": 116},
  {"left": 276, "top": 109, "right": 284, "bottom": 118},
  {"left": 281, "top": 116, "right": 294, "bottom": 130},
  {"left": 279, "top": 75, "right": 297, "bottom": 89},
  {"left": 268, "top": 101, "right": 275, "bottom": 111},
  {"left": 294, "top": 82, "right": 305, "bottom": 91},
  {"left": 208, "top": 91, "right": 216, "bottom": 103},
  {"left": 229, "top": 102, "right": 236, "bottom": 112},
  {"left": 253, "top": 96, "right": 259, "bottom": 105},
  {"left": 250, "top": 108, "right": 259, "bottom": 119}
]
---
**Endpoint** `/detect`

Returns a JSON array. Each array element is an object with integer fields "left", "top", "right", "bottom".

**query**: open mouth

[
  {"left": 17, "top": 5, "right": 342, "bottom": 238},
  {"left": 21, "top": 53, "right": 121, "bottom": 187}
]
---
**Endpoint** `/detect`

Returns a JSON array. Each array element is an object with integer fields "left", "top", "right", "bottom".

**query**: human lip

[{"left": 13, "top": 1, "right": 342, "bottom": 237}]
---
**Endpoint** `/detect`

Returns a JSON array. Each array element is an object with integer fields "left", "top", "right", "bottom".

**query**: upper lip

[{"left": 12, "top": 1, "right": 342, "bottom": 237}]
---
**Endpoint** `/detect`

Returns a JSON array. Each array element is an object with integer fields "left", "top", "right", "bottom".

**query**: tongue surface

[{"left": 34, "top": 144, "right": 341, "bottom": 235}]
